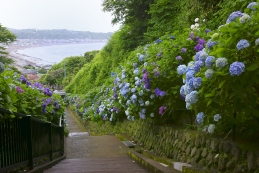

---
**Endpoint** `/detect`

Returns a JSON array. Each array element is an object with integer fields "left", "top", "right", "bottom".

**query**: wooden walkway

[{"left": 43, "top": 109, "right": 149, "bottom": 173}]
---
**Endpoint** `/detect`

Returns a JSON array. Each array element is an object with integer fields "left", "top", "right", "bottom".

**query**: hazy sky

[{"left": 0, "top": 0, "right": 120, "bottom": 32}]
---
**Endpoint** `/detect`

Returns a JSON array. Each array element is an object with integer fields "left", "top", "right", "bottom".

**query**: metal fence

[{"left": 0, "top": 108, "right": 64, "bottom": 172}]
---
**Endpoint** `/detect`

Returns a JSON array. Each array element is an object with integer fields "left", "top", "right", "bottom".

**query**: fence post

[
  {"left": 61, "top": 114, "right": 64, "bottom": 156},
  {"left": 48, "top": 122, "right": 53, "bottom": 161},
  {"left": 232, "top": 111, "right": 236, "bottom": 141},
  {"left": 26, "top": 115, "right": 33, "bottom": 169}
]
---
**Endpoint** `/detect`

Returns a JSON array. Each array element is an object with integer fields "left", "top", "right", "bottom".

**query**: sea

[{"left": 16, "top": 42, "right": 106, "bottom": 66}]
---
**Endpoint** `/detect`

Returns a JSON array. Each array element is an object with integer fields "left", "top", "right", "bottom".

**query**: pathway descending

[{"left": 44, "top": 109, "right": 149, "bottom": 173}]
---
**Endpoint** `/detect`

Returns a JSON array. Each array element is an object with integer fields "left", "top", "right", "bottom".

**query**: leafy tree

[
  {"left": 0, "top": 24, "right": 16, "bottom": 64},
  {"left": 102, "top": 0, "right": 155, "bottom": 50}
]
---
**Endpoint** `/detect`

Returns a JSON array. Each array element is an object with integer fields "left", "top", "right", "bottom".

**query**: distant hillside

[{"left": 8, "top": 28, "right": 113, "bottom": 39}]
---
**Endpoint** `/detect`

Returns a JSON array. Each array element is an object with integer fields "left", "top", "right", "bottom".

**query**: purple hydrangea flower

[
  {"left": 226, "top": 11, "right": 243, "bottom": 23},
  {"left": 229, "top": 62, "right": 245, "bottom": 76},
  {"left": 189, "top": 32, "right": 194, "bottom": 39},
  {"left": 177, "top": 65, "right": 187, "bottom": 75},
  {"left": 194, "top": 44, "right": 204, "bottom": 52},
  {"left": 154, "top": 88, "right": 166, "bottom": 97},
  {"left": 16, "top": 86, "right": 24, "bottom": 93},
  {"left": 198, "top": 39, "right": 206, "bottom": 45},
  {"left": 205, "top": 29, "right": 211, "bottom": 33},
  {"left": 181, "top": 48, "right": 187, "bottom": 53},
  {"left": 247, "top": 2, "right": 258, "bottom": 10},
  {"left": 236, "top": 39, "right": 250, "bottom": 50},
  {"left": 159, "top": 106, "right": 166, "bottom": 115},
  {"left": 176, "top": 56, "right": 182, "bottom": 61},
  {"left": 205, "top": 56, "right": 215, "bottom": 67}
]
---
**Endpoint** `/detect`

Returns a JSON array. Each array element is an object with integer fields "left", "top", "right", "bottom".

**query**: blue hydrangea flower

[
  {"left": 205, "top": 56, "right": 215, "bottom": 67},
  {"left": 177, "top": 65, "right": 187, "bottom": 75},
  {"left": 155, "top": 39, "right": 162, "bottom": 44},
  {"left": 135, "top": 80, "right": 141, "bottom": 86},
  {"left": 186, "top": 103, "right": 191, "bottom": 109},
  {"left": 185, "top": 90, "right": 198, "bottom": 104},
  {"left": 196, "top": 112, "right": 204, "bottom": 124},
  {"left": 131, "top": 88, "right": 136, "bottom": 92},
  {"left": 188, "top": 61, "right": 195, "bottom": 67},
  {"left": 186, "top": 70, "right": 196, "bottom": 81},
  {"left": 144, "top": 62, "right": 148, "bottom": 67},
  {"left": 121, "top": 72, "right": 126, "bottom": 79},
  {"left": 138, "top": 90, "right": 144, "bottom": 96},
  {"left": 226, "top": 11, "right": 243, "bottom": 23},
  {"left": 126, "top": 100, "right": 131, "bottom": 105},
  {"left": 239, "top": 14, "right": 251, "bottom": 23},
  {"left": 135, "top": 76, "right": 139, "bottom": 81},
  {"left": 199, "top": 51, "right": 208, "bottom": 62},
  {"left": 187, "top": 77, "right": 194, "bottom": 88},
  {"left": 194, "top": 51, "right": 202, "bottom": 61},
  {"left": 133, "top": 68, "right": 139, "bottom": 75},
  {"left": 130, "top": 94, "right": 137, "bottom": 102},
  {"left": 255, "top": 38, "right": 259, "bottom": 46},
  {"left": 236, "top": 39, "right": 250, "bottom": 50},
  {"left": 214, "top": 114, "right": 222, "bottom": 121},
  {"left": 205, "top": 29, "right": 211, "bottom": 33},
  {"left": 216, "top": 58, "right": 228, "bottom": 68},
  {"left": 206, "top": 40, "right": 217, "bottom": 49},
  {"left": 133, "top": 63, "right": 138, "bottom": 67},
  {"left": 247, "top": 2, "right": 258, "bottom": 10},
  {"left": 194, "top": 61, "right": 204, "bottom": 72},
  {"left": 193, "top": 77, "right": 202, "bottom": 89},
  {"left": 205, "top": 69, "right": 214, "bottom": 79},
  {"left": 139, "top": 113, "right": 146, "bottom": 119},
  {"left": 139, "top": 54, "right": 145, "bottom": 62},
  {"left": 150, "top": 94, "right": 155, "bottom": 99},
  {"left": 229, "top": 62, "right": 245, "bottom": 76},
  {"left": 184, "top": 84, "right": 194, "bottom": 95},
  {"left": 180, "top": 85, "right": 185, "bottom": 96}
]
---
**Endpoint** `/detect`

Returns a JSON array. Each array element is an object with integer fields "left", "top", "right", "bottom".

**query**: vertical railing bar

[
  {"left": 9, "top": 119, "right": 14, "bottom": 165},
  {"left": 26, "top": 116, "right": 33, "bottom": 169},
  {"left": 0, "top": 121, "right": 3, "bottom": 167},
  {"left": 49, "top": 123, "right": 53, "bottom": 161},
  {"left": 3, "top": 120, "right": 7, "bottom": 167},
  {"left": 61, "top": 114, "right": 64, "bottom": 156}
]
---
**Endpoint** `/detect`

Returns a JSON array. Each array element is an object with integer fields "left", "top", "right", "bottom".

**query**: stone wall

[{"left": 70, "top": 108, "right": 259, "bottom": 173}]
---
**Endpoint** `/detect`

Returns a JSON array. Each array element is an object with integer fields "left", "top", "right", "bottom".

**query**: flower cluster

[{"left": 229, "top": 62, "right": 245, "bottom": 76}]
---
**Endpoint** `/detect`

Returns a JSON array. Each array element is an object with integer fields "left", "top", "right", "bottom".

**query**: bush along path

[{"left": 43, "top": 108, "right": 150, "bottom": 173}]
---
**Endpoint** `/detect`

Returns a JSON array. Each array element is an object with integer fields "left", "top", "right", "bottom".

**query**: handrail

[{"left": 0, "top": 108, "right": 64, "bottom": 172}]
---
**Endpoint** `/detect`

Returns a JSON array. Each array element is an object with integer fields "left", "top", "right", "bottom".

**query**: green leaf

[
  {"left": 207, "top": 99, "right": 212, "bottom": 106},
  {"left": 218, "top": 80, "right": 226, "bottom": 88},
  {"left": 10, "top": 114, "right": 15, "bottom": 118},
  {"left": 247, "top": 64, "right": 259, "bottom": 71},
  {"left": 205, "top": 93, "right": 215, "bottom": 98}
]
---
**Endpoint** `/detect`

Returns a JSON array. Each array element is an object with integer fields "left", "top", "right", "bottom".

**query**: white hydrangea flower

[
  {"left": 150, "top": 113, "right": 154, "bottom": 117},
  {"left": 208, "top": 124, "right": 215, "bottom": 133},
  {"left": 195, "top": 18, "right": 199, "bottom": 22}
]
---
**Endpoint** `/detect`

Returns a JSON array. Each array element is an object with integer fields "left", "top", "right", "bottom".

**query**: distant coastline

[{"left": 6, "top": 40, "right": 107, "bottom": 71}]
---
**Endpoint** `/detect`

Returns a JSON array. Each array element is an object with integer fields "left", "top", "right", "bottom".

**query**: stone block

[
  {"left": 205, "top": 139, "right": 210, "bottom": 148},
  {"left": 218, "top": 157, "right": 227, "bottom": 171},
  {"left": 195, "top": 136, "right": 200, "bottom": 148},
  {"left": 198, "top": 158, "right": 206, "bottom": 168},
  {"left": 231, "top": 145, "right": 240, "bottom": 161},
  {"left": 201, "top": 148, "right": 208, "bottom": 158},
  {"left": 226, "top": 160, "right": 235, "bottom": 171},
  {"left": 173, "top": 162, "right": 192, "bottom": 172},
  {"left": 191, "top": 147, "right": 197, "bottom": 157},
  {"left": 200, "top": 136, "right": 206, "bottom": 147},
  {"left": 186, "top": 145, "right": 191, "bottom": 156},
  {"left": 210, "top": 140, "right": 219, "bottom": 152},
  {"left": 247, "top": 151, "right": 257, "bottom": 171}
]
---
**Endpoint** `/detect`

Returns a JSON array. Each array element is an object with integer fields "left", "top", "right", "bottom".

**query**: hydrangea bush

[
  {"left": 0, "top": 63, "right": 65, "bottom": 124},
  {"left": 177, "top": 1, "right": 259, "bottom": 138}
]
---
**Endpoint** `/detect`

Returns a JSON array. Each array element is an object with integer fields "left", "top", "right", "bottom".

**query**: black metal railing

[{"left": 0, "top": 108, "right": 64, "bottom": 172}]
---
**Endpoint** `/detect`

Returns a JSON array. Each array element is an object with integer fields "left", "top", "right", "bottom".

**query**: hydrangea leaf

[
  {"left": 218, "top": 80, "right": 226, "bottom": 88},
  {"left": 247, "top": 63, "right": 259, "bottom": 71}
]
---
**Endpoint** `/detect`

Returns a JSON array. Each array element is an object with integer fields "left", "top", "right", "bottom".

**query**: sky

[{"left": 0, "top": 0, "right": 120, "bottom": 32}]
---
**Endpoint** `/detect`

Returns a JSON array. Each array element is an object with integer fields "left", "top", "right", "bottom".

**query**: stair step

[{"left": 43, "top": 157, "right": 149, "bottom": 173}]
